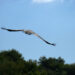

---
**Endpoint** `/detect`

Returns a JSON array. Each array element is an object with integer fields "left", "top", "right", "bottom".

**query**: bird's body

[
  {"left": 1, "top": 27, "right": 56, "bottom": 46},
  {"left": 24, "top": 30, "right": 34, "bottom": 35}
]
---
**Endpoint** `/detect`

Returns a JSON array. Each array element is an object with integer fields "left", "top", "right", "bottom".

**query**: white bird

[{"left": 1, "top": 27, "right": 56, "bottom": 46}]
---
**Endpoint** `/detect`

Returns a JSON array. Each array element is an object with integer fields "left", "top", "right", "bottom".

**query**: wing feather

[
  {"left": 1, "top": 27, "right": 56, "bottom": 46},
  {"left": 1, "top": 27, "right": 24, "bottom": 32},
  {"left": 32, "top": 32, "right": 56, "bottom": 46}
]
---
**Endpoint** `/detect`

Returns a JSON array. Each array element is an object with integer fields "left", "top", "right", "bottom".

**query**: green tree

[{"left": 0, "top": 49, "right": 75, "bottom": 75}]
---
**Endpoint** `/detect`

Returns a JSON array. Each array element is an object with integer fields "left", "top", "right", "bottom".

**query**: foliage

[{"left": 0, "top": 49, "right": 75, "bottom": 75}]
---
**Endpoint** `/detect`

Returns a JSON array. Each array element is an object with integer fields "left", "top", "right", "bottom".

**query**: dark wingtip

[
  {"left": 51, "top": 43, "right": 56, "bottom": 46},
  {"left": 45, "top": 41, "right": 56, "bottom": 46},
  {"left": 1, "top": 27, "right": 6, "bottom": 30}
]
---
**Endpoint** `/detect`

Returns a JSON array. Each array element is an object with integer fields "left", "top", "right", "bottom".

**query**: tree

[{"left": 0, "top": 49, "right": 75, "bottom": 75}]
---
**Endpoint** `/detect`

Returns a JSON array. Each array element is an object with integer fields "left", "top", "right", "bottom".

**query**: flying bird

[{"left": 1, "top": 27, "right": 56, "bottom": 46}]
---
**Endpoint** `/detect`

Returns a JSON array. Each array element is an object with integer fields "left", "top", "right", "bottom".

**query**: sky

[{"left": 0, "top": 0, "right": 75, "bottom": 64}]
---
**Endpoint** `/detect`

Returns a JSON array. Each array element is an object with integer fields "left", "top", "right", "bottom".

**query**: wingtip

[
  {"left": 1, "top": 27, "right": 5, "bottom": 30},
  {"left": 45, "top": 41, "right": 56, "bottom": 46},
  {"left": 51, "top": 43, "right": 56, "bottom": 46}
]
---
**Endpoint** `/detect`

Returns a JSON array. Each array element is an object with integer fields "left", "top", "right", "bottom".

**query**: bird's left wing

[
  {"left": 32, "top": 31, "right": 56, "bottom": 46},
  {"left": 1, "top": 27, "right": 24, "bottom": 32}
]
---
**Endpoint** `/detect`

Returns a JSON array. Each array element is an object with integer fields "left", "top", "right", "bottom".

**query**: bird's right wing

[
  {"left": 32, "top": 32, "right": 56, "bottom": 46},
  {"left": 1, "top": 27, "right": 24, "bottom": 32}
]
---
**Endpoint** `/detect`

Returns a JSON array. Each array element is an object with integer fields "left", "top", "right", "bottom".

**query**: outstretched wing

[
  {"left": 32, "top": 32, "right": 56, "bottom": 46},
  {"left": 1, "top": 27, "right": 24, "bottom": 32},
  {"left": 1, "top": 27, "right": 56, "bottom": 46}
]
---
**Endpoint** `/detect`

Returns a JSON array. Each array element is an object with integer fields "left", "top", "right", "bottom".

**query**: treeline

[{"left": 0, "top": 49, "right": 75, "bottom": 75}]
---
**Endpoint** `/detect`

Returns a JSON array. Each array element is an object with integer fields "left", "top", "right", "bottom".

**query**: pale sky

[
  {"left": 32, "top": 0, "right": 64, "bottom": 3},
  {"left": 0, "top": 0, "right": 75, "bottom": 64}
]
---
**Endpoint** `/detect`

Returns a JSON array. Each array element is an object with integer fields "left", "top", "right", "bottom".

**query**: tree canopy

[{"left": 0, "top": 49, "right": 75, "bottom": 75}]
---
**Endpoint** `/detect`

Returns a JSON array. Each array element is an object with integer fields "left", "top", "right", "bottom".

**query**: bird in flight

[{"left": 1, "top": 27, "right": 56, "bottom": 46}]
